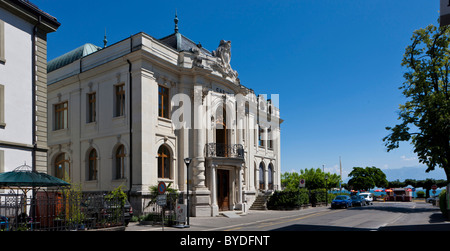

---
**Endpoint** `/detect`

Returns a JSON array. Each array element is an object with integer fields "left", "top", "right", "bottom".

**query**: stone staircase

[{"left": 249, "top": 193, "right": 271, "bottom": 210}]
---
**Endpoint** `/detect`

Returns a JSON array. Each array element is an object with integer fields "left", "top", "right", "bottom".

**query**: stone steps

[{"left": 249, "top": 193, "right": 270, "bottom": 210}]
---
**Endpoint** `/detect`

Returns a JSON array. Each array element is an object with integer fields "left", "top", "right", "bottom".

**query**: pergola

[{"left": 0, "top": 164, "right": 70, "bottom": 230}]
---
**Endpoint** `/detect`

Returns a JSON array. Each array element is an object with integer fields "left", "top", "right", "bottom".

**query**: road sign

[
  {"left": 158, "top": 181, "right": 166, "bottom": 194},
  {"left": 432, "top": 184, "right": 438, "bottom": 190},
  {"left": 299, "top": 179, "right": 305, "bottom": 188},
  {"left": 441, "top": 0, "right": 450, "bottom": 26},
  {"left": 157, "top": 194, "right": 167, "bottom": 206}
]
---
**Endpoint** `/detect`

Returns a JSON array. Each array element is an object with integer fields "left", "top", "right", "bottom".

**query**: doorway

[{"left": 217, "top": 169, "right": 230, "bottom": 211}]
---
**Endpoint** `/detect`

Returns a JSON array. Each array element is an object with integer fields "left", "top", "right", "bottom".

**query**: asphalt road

[{"left": 127, "top": 201, "right": 450, "bottom": 231}]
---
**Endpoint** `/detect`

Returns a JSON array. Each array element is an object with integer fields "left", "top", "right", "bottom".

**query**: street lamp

[
  {"left": 325, "top": 174, "right": 328, "bottom": 207},
  {"left": 184, "top": 157, "right": 192, "bottom": 228}
]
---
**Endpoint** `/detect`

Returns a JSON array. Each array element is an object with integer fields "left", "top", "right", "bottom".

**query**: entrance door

[{"left": 217, "top": 169, "right": 230, "bottom": 211}]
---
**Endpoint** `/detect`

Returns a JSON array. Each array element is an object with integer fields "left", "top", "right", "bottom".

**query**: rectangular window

[
  {"left": 115, "top": 84, "right": 125, "bottom": 117},
  {"left": 54, "top": 101, "right": 68, "bottom": 130},
  {"left": 87, "top": 92, "right": 96, "bottom": 123},
  {"left": 0, "top": 84, "right": 4, "bottom": 127},
  {"left": 0, "top": 19, "right": 5, "bottom": 63},
  {"left": 158, "top": 85, "right": 169, "bottom": 118},
  {"left": 258, "top": 126, "right": 265, "bottom": 147},
  {"left": 268, "top": 127, "right": 273, "bottom": 149}
]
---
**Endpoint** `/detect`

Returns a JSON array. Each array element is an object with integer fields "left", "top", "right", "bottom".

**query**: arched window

[
  {"left": 115, "top": 145, "right": 126, "bottom": 179},
  {"left": 158, "top": 145, "right": 171, "bottom": 179},
  {"left": 88, "top": 149, "right": 98, "bottom": 181},
  {"left": 268, "top": 163, "right": 274, "bottom": 190},
  {"left": 55, "top": 153, "right": 70, "bottom": 180},
  {"left": 259, "top": 162, "right": 265, "bottom": 190}
]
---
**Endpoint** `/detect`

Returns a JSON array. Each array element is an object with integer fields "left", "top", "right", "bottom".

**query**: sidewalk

[{"left": 126, "top": 205, "right": 330, "bottom": 231}]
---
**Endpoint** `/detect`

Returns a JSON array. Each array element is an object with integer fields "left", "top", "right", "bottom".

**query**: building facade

[
  {"left": 47, "top": 22, "right": 281, "bottom": 216},
  {"left": 0, "top": 1, "right": 59, "bottom": 178}
]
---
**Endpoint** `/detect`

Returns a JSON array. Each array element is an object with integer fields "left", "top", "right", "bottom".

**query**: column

[
  {"left": 193, "top": 85, "right": 206, "bottom": 188},
  {"left": 238, "top": 165, "right": 243, "bottom": 205},
  {"left": 192, "top": 84, "right": 210, "bottom": 216},
  {"left": 211, "top": 164, "right": 218, "bottom": 216}
]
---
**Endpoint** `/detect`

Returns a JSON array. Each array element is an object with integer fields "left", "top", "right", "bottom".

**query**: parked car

[
  {"left": 0, "top": 215, "right": 8, "bottom": 230},
  {"left": 426, "top": 196, "right": 437, "bottom": 204},
  {"left": 331, "top": 195, "right": 352, "bottom": 209},
  {"left": 82, "top": 195, "right": 134, "bottom": 226},
  {"left": 351, "top": 195, "right": 366, "bottom": 206},
  {"left": 101, "top": 199, "right": 134, "bottom": 226},
  {"left": 359, "top": 193, "right": 373, "bottom": 205}
]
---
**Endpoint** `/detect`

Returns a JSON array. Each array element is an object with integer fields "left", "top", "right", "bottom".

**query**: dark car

[
  {"left": 103, "top": 199, "right": 133, "bottom": 226},
  {"left": 351, "top": 195, "right": 366, "bottom": 206},
  {"left": 82, "top": 195, "right": 133, "bottom": 226},
  {"left": 331, "top": 195, "right": 352, "bottom": 209},
  {"left": 0, "top": 215, "right": 8, "bottom": 230}
]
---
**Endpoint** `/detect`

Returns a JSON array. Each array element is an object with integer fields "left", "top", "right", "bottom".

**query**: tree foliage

[
  {"left": 281, "top": 168, "right": 341, "bottom": 191},
  {"left": 347, "top": 166, "right": 388, "bottom": 191},
  {"left": 383, "top": 22, "right": 450, "bottom": 181}
]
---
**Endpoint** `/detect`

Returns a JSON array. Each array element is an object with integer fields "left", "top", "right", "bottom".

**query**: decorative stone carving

[
  {"left": 191, "top": 46, "right": 204, "bottom": 68},
  {"left": 212, "top": 40, "right": 239, "bottom": 82}
]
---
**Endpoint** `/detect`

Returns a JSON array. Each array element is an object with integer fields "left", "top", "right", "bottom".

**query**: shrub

[
  {"left": 439, "top": 189, "right": 448, "bottom": 219},
  {"left": 267, "top": 189, "right": 309, "bottom": 209},
  {"left": 416, "top": 191, "right": 425, "bottom": 198}
]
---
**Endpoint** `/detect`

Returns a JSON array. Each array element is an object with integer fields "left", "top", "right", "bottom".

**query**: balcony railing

[{"left": 205, "top": 143, "right": 244, "bottom": 159}]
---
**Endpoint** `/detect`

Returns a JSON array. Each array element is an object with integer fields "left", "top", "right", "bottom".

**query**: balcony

[{"left": 205, "top": 143, "right": 244, "bottom": 159}]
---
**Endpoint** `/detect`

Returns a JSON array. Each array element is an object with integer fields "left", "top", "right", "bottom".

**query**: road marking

[
  {"left": 256, "top": 210, "right": 339, "bottom": 229},
  {"left": 218, "top": 209, "right": 340, "bottom": 231},
  {"left": 224, "top": 226, "right": 243, "bottom": 231}
]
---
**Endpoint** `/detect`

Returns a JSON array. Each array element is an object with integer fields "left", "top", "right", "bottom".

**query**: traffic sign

[
  {"left": 299, "top": 179, "right": 305, "bottom": 188},
  {"left": 158, "top": 181, "right": 167, "bottom": 194},
  {"left": 157, "top": 194, "right": 167, "bottom": 206},
  {"left": 432, "top": 184, "right": 438, "bottom": 190}
]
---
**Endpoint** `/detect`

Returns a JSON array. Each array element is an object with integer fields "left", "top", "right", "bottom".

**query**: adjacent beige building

[
  {"left": 47, "top": 20, "right": 281, "bottom": 216},
  {"left": 0, "top": 0, "right": 59, "bottom": 177}
]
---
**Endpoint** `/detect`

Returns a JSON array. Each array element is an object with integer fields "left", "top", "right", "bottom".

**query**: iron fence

[
  {"left": 140, "top": 193, "right": 179, "bottom": 226},
  {"left": 0, "top": 190, "right": 129, "bottom": 231}
]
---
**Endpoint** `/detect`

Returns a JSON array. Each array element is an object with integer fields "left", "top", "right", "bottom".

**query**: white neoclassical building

[{"left": 47, "top": 18, "right": 282, "bottom": 216}]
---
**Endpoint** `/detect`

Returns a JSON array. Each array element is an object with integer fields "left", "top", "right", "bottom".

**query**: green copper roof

[{"left": 47, "top": 43, "right": 102, "bottom": 73}]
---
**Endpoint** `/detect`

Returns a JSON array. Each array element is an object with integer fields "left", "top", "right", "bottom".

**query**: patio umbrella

[{"left": 0, "top": 164, "right": 70, "bottom": 188}]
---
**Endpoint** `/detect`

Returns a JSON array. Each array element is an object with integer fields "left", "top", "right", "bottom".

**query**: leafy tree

[
  {"left": 299, "top": 168, "right": 324, "bottom": 190},
  {"left": 366, "top": 166, "right": 389, "bottom": 188},
  {"left": 388, "top": 179, "right": 405, "bottom": 188},
  {"left": 281, "top": 172, "right": 301, "bottom": 191},
  {"left": 280, "top": 169, "right": 341, "bottom": 191},
  {"left": 348, "top": 166, "right": 388, "bottom": 191},
  {"left": 383, "top": 22, "right": 450, "bottom": 181}
]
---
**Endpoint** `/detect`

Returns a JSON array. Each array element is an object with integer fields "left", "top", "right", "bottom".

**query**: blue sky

[{"left": 33, "top": 0, "right": 447, "bottom": 182}]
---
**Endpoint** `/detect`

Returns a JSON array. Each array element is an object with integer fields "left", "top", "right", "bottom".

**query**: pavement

[
  {"left": 125, "top": 200, "right": 450, "bottom": 231},
  {"left": 125, "top": 205, "right": 331, "bottom": 231}
]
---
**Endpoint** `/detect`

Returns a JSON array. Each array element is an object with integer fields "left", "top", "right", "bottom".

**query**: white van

[{"left": 359, "top": 193, "right": 373, "bottom": 205}]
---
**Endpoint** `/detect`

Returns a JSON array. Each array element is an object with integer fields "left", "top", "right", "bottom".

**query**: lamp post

[
  {"left": 184, "top": 157, "right": 192, "bottom": 228},
  {"left": 325, "top": 174, "right": 328, "bottom": 207}
]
